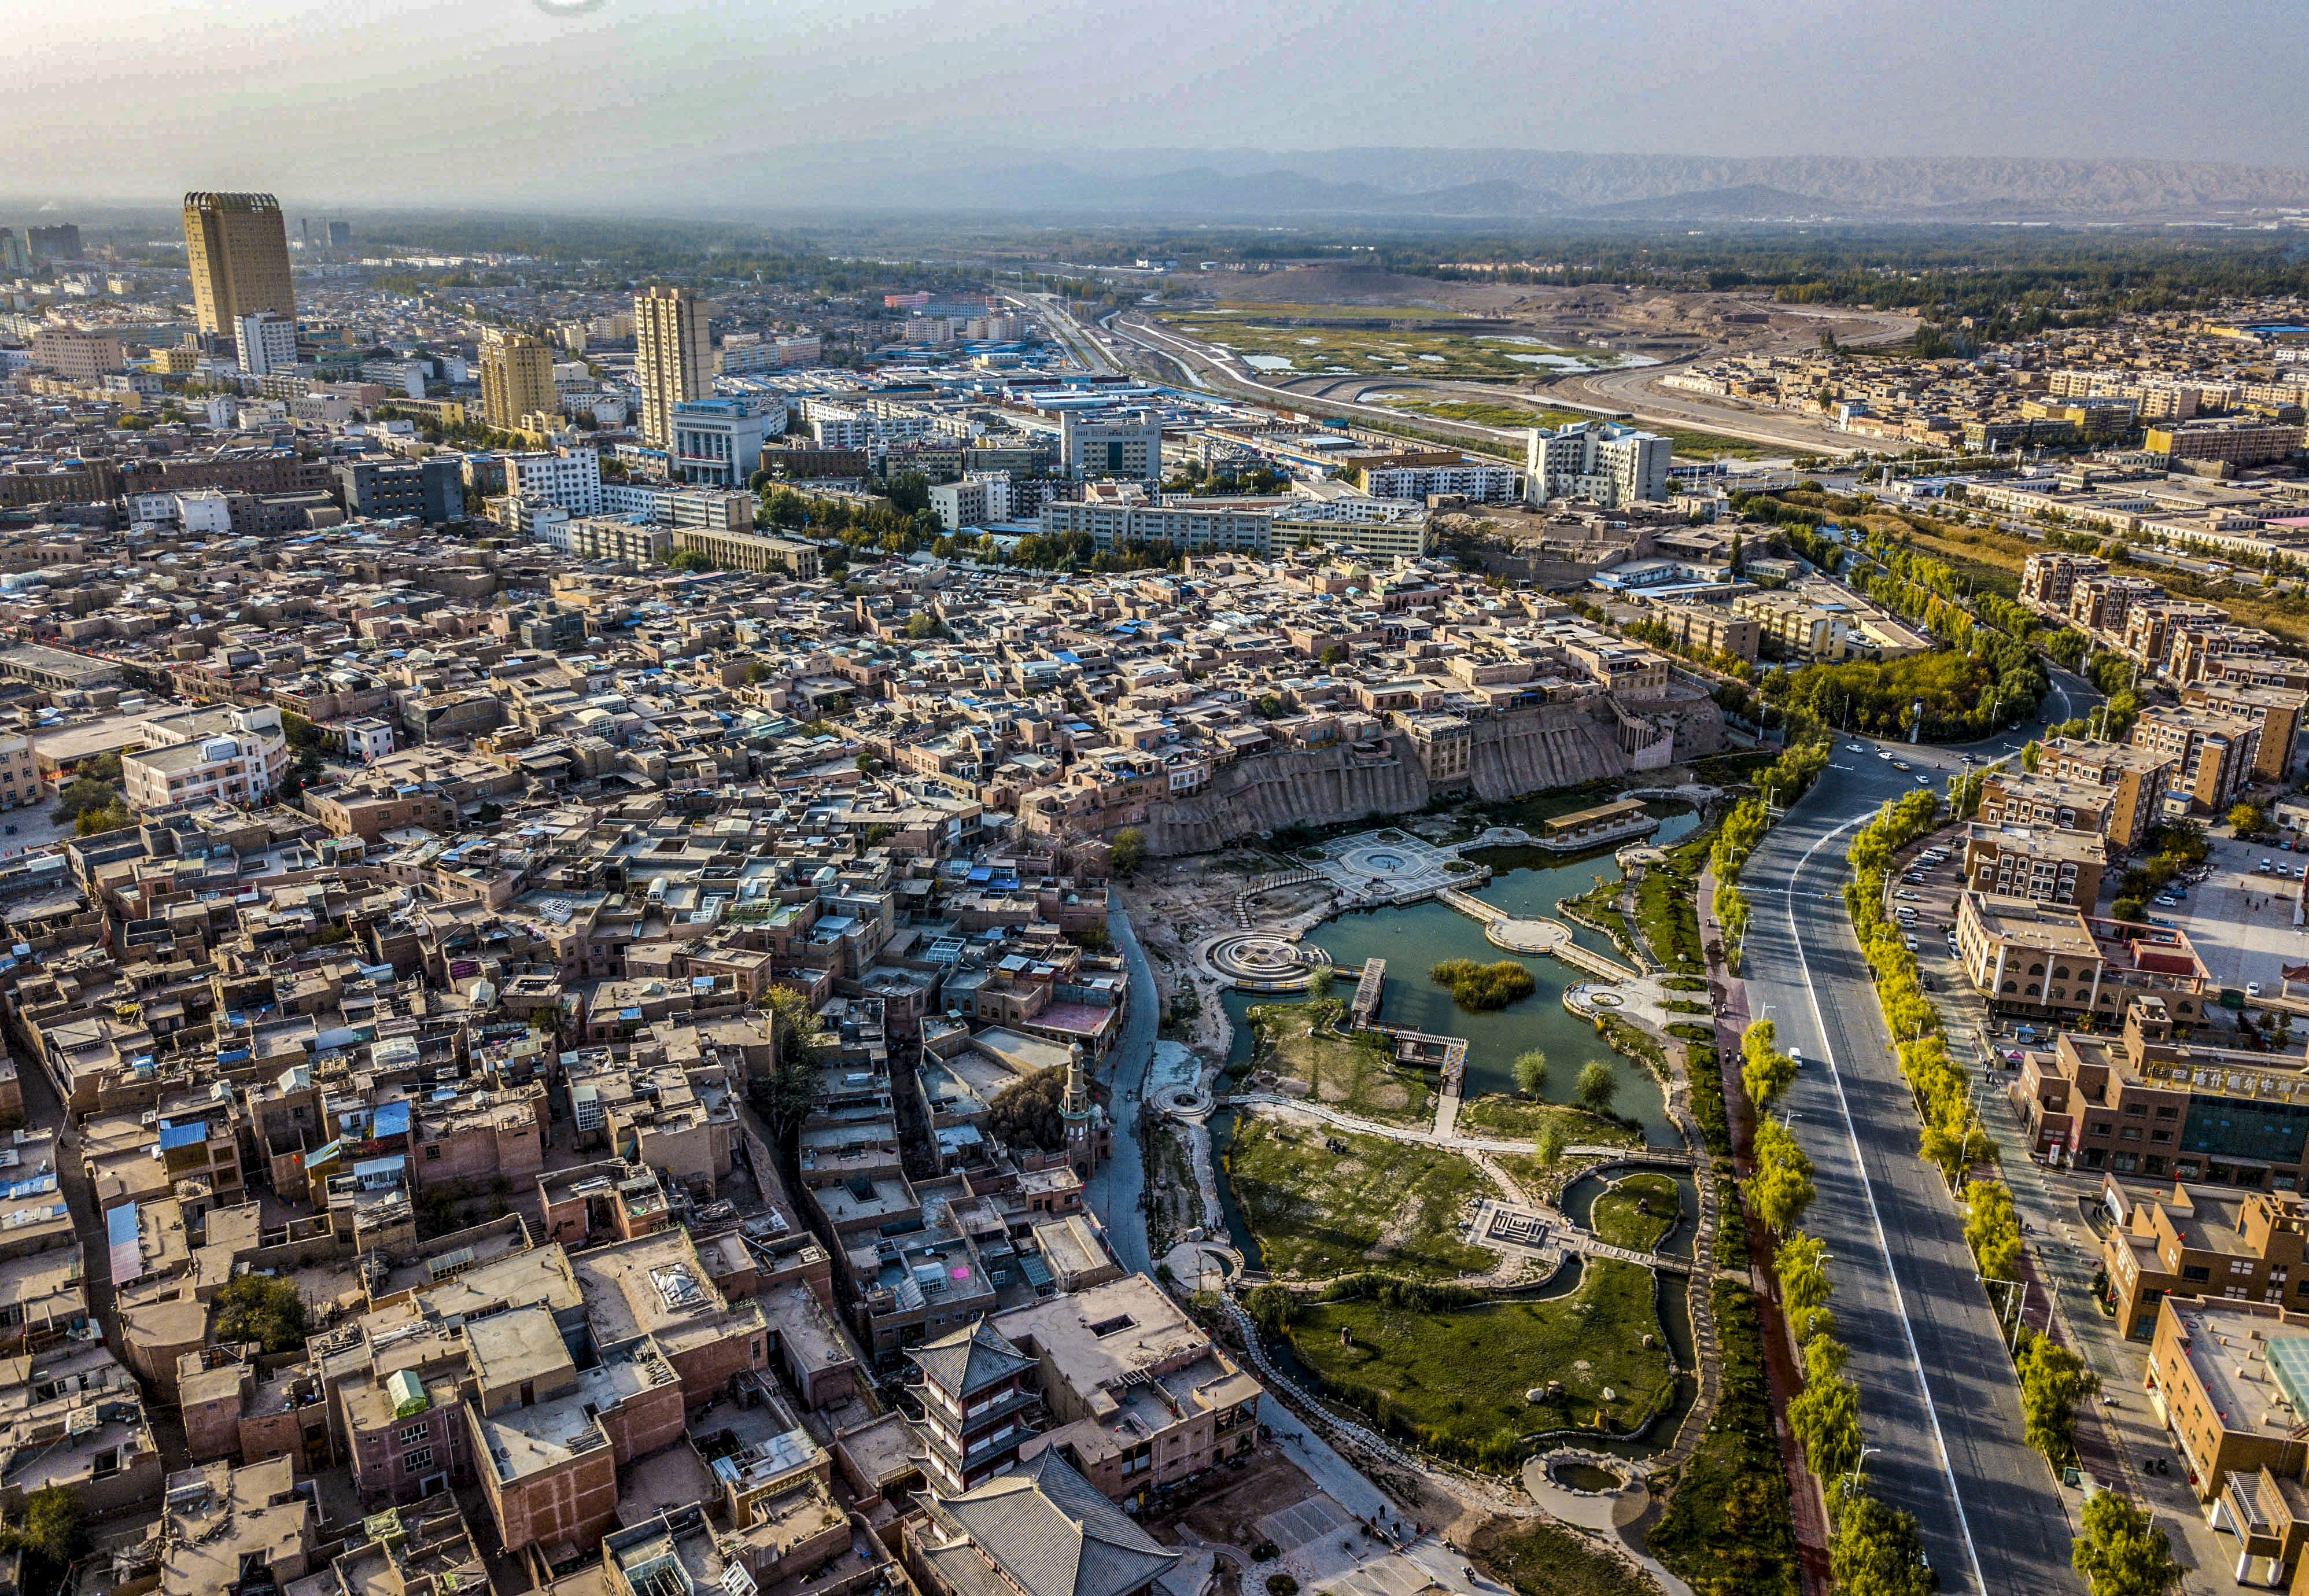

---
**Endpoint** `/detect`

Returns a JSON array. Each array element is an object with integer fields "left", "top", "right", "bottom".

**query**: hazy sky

[{"left": 5, "top": 0, "right": 2307, "bottom": 209}]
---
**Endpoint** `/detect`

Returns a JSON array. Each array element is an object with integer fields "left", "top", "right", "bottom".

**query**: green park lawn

[{"left": 1226, "top": 1112, "right": 1498, "bottom": 1280}]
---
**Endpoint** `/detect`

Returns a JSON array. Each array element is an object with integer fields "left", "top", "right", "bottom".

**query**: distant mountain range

[{"left": 736, "top": 148, "right": 2309, "bottom": 223}]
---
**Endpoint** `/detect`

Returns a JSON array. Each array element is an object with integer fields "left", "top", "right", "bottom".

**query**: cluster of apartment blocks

[
  {"left": 0, "top": 762, "right": 1262, "bottom": 1596},
  {"left": 2020, "top": 549, "right": 2308, "bottom": 798},
  {"left": 1654, "top": 298, "right": 2309, "bottom": 460}
]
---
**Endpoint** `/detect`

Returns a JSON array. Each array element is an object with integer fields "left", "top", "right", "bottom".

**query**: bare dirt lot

[{"left": 1146, "top": 1445, "right": 1322, "bottom": 1554}]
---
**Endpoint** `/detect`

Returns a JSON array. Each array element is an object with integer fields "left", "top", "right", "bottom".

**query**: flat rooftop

[{"left": 1965, "top": 893, "right": 2099, "bottom": 956}]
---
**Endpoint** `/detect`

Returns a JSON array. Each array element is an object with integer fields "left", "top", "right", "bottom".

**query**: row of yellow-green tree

[
  {"left": 1743, "top": 1018, "right": 1938, "bottom": 1591},
  {"left": 1840, "top": 796, "right": 2181, "bottom": 1593},
  {"left": 1709, "top": 739, "right": 1834, "bottom": 968}
]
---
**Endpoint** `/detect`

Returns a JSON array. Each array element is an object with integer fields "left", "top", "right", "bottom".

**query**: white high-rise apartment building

[
  {"left": 505, "top": 448, "right": 604, "bottom": 515},
  {"left": 1524, "top": 420, "right": 1672, "bottom": 508},
  {"left": 234, "top": 312, "right": 298, "bottom": 378}
]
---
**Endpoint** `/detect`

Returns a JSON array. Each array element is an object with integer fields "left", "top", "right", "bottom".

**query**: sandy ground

[{"left": 1121, "top": 853, "right": 1289, "bottom": 1063}]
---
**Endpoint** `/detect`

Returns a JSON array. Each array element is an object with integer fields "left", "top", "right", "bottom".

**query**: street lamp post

[{"left": 1844, "top": 1444, "right": 1883, "bottom": 1498}]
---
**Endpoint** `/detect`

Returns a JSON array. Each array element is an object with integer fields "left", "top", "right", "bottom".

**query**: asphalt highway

[{"left": 1737, "top": 667, "right": 2093, "bottom": 1595}]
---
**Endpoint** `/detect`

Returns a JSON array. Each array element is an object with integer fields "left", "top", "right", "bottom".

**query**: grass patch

[
  {"left": 1375, "top": 395, "right": 1589, "bottom": 429},
  {"left": 1589, "top": 1173, "right": 1681, "bottom": 1252},
  {"left": 1468, "top": 1517, "right": 1657, "bottom": 1596},
  {"left": 1155, "top": 308, "right": 1617, "bottom": 379},
  {"left": 1202, "top": 300, "right": 1491, "bottom": 322},
  {"left": 1633, "top": 831, "right": 1712, "bottom": 974},
  {"left": 1227, "top": 1112, "right": 1499, "bottom": 1280},
  {"left": 1244, "top": 1002, "right": 1425, "bottom": 1123},
  {"left": 1661, "top": 975, "right": 1707, "bottom": 993},
  {"left": 1648, "top": 1280, "right": 1801, "bottom": 1595},
  {"left": 1666, "top": 1022, "right": 1715, "bottom": 1045},
  {"left": 1661, "top": 427, "right": 1766, "bottom": 461},
  {"left": 1279, "top": 1259, "right": 1676, "bottom": 1464},
  {"left": 1457, "top": 1095, "right": 1639, "bottom": 1145}
]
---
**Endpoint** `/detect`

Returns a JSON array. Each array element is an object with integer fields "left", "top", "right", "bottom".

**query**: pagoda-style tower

[{"left": 1061, "top": 1042, "right": 1101, "bottom": 1177}]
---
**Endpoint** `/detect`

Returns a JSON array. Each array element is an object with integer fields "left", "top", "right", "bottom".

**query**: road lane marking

[{"left": 1781, "top": 813, "right": 1990, "bottom": 1596}]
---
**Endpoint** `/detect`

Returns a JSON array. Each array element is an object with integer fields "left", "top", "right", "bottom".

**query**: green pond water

[{"left": 1221, "top": 805, "right": 1699, "bottom": 1146}]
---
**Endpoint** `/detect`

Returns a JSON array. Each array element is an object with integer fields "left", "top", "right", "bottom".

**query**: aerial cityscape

[{"left": 10, "top": 11, "right": 2309, "bottom": 1596}]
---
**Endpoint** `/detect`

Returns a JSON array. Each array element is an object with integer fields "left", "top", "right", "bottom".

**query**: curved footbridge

[{"left": 1436, "top": 888, "right": 1640, "bottom": 982}]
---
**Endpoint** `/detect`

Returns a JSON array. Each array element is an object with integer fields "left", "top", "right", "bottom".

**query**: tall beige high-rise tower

[
  {"left": 479, "top": 329, "right": 556, "bottom": 428},
  {"left": 635, "top": 286, "right": 710, "bottom": 448},
  {"left": 182, "top": 192, "right": 294, "bottom": 355}
]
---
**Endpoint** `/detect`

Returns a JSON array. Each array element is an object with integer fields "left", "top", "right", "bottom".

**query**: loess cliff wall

[{"left": 1141, "top": 694, "right": 1721, "bottom": 857}]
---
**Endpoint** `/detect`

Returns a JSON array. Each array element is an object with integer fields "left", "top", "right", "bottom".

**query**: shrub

[{"left": 1429, "top": 959, "right": 1537, "bottom": 1011}]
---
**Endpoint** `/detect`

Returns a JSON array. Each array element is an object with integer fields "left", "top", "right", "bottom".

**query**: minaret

[{"left": 1061, "top": 1041, "right": 1097, "bottom": 1176}]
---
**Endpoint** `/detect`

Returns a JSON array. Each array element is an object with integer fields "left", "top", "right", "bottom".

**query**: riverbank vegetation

[{"left": 1649, "top": 1278, "right": 1801, "bottom": 1596}]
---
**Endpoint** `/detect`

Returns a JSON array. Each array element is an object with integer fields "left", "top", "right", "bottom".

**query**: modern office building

[
  {"left": 28, "top": 328, "right": 127, "bottom": 381},
  {"left": 0, "top": 229, "right": 25, "bottom": 275},
  {"left": 598, "top": 483, "right": 755, "bottom": 532},
  {"left": 479, "top": 330, "right": 557, "bottom": 429},
  {"left": 1524, "top": 419, "right": 1672, "bottom": 507},
  {"left": 1060, "top": 410, "right": 1163, "bottom": 481},
  {"left": 669, "top": 527, "right": 820, "bottom": 579},
  {"left": 669, "top": 397, "right": 780, "bottom": 486},
  {"left": 1039, "top": 499, "right": 1271, "bottom": 556},
  {"left": 634, "top": 286, "right": 710, "bottom": 448},
  {"left": 2018, "top": 995, "right": 2309, "bottom": 1184},
  {"left": 327, "top": 220, "right": 352, "bottom": 250},
  {"left": 182, "top": 193, "right": 294, "bottom": 356},
  {"left": 504, "top": 449, "right": 603, "bottom": 517},
  {"left": 928, "top": 476, "right": 1010, "bottom": 531},
  {"left": 336, "top": 459, "right": 463, "bottom": 525},
  {"left": 1731, "top": 589, "right": 1850, "bottom": 660},
  {"left": 2103, "top": 1185, "right": 2309, "bottom": 1343},
  {"left": 233, "top": 312, "right": 298, "bottom": 378},
  {"left": 1651, "top": 599, "right": 1762, "bottom": 663},
  {"left": 2146, "top": 421, "right": 2304, "bottom": 469},
  {"left": 25, "top": 224, "right": 81, "bottom": 263}
]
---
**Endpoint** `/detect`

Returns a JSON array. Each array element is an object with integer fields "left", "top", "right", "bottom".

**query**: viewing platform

[{"left": 1436, "top": 889, "right": 1639, "bottom": 981}]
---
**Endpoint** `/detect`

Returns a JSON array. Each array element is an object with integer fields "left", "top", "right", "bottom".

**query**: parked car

[
  {"left": 1896, "top": 891, "right": 1920, "bottom": 901},
  {"left": 2249, "top": 983, "right": 2264, "bottom": 998}
]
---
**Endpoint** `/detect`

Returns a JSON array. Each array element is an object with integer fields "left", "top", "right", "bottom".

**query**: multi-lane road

[{"left": 1738, "top": 666, "right": 2094, "bottom": 1595}]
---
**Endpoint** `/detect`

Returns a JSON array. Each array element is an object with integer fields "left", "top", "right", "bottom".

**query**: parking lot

[
  {"left": 2151, "top": 832, "right": 2309, "bottom": 997},
  {"left": 1886, "top": 836, "right": 1967, "bottom": 975}
]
